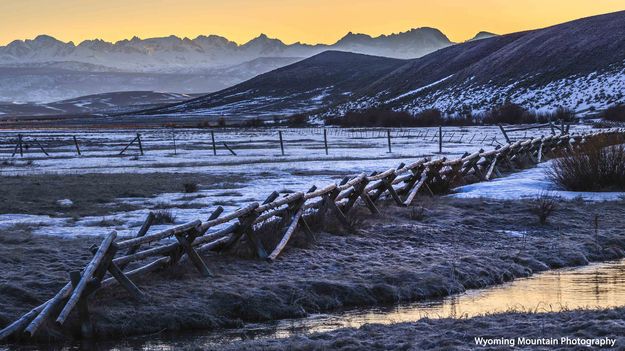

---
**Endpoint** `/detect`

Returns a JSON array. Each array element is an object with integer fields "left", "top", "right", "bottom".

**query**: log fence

[{"left": 1, "top": 128, "right": 624, "bottom": 342}]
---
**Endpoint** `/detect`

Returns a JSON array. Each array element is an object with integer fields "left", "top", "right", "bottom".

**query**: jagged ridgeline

[{"left": 0, "top": 28, "right": 452, "bottom": 103}]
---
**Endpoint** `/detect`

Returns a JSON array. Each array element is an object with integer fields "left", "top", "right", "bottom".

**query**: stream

[{"left": 56, "top": 258, "right": 625, "bottom": 350}]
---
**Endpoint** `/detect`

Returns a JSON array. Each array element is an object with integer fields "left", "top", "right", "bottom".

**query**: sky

[{"left": 0, "top": 0, "right": 624, "bottom": 46}]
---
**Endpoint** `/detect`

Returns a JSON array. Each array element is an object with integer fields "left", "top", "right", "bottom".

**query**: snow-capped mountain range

[
  {"left": 0, "top": 28, "right": 455, "bottom": 104},
  {"left": 139, "top": 11, "right": 625, "bottom": 119},
  {"left": 0, "top": 28, "right": 452, "bottom": 72}
]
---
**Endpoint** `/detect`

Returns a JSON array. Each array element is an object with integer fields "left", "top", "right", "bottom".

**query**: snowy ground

[
  {"left": 0, "top": 126, "right": 594, "bottom": 238},
  {"left": 452, "top": 160, "right": 625, "bottom": 201}
]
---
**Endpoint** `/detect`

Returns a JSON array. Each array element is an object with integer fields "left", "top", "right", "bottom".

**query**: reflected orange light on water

[{"left": 278, "top": 259, "right": 625, "bottom": 336}]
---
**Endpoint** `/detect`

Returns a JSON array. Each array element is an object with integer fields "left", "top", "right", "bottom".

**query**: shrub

[
  {"left": 531, "top": 193, "right": 558, "bottom": 225},
  {"left": 409, "top": 206, "right": 427, "bottom": 221},
  {"left": 549, "top": 107, "right": 577, "bottom": 122},
  {"left": 196, "top": 120, "right": 211, "bottom": 128},
  {"left": 287, "top": 114, "right": 309, "bottom": 127},
  {"left": 183, "top": 182, "right": 199, "bottom": 193},
  {"left": 217, "top": 117, "right": 226, "bottom": 127},
  {"left": 481, "top": 103, "right": 530, "bottom": 124},
  {"left": 600, "top": 104, "right": 625, "bottom": 122},
  {"left": 243, "top": 118, "right": 264, "bottom": 127},
  {"left": 479, "top": 104, "right": 575, "bottom": 125},
  {"left": 153, "top": 209, "right": 177, "bottom": 224},
  {"left": 326, "top": 109, "right": 416, "bottom": 127},
  {"left": 549, "top": 142, "right": 625, "bottom": 191},
  {"left": 325, "top": 108, "right": 447, "bottom": 127},
  {"left": 414, "top": 109, "right": 444, "bottom": 126}
]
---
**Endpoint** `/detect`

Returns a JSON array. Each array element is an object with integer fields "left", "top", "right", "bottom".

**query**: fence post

[
  {"left": 34, "top": 139, "right": 49, "bottom": 156},
  {"left": 279, "top": 130, "right": 285, "bottom": 156},
  {"left": 14, "top": 134, "right": 24, "bottom": 157},
  {"left": 324, "top": 128, "right": 328, "bottom": 155},
  {"left": 172, "top": 130, "right": 177, "bottom": 155},
  {"left": 438, "top": 126, "right": 443, "bottom": 153},
  {"left": 498, "top": 124, "right": 511, "bottom": 143},
  {"left": 136, "top": 133, "right": 144, "bottom": 156},
  {"left": 387, "top": 129, "right": 392, "bottom": 153},
  {"left": 223, "top": 142, "right": 237, "bottom": 156},
  {"left": 73, "top": 136, "right": 81, "bottom": 155},
  {"left": 211, "top": 131, "right": 217, "bottom": 156}
]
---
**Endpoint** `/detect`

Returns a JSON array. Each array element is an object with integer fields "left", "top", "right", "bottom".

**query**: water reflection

[
  {"left": 24, "top": 259, "right": 625, "bottom": 350},
  {"left": 245, "top": 260, "right": 625, "bottom": 339}
]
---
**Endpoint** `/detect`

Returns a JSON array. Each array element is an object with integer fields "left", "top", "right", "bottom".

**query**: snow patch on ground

[
  {"left": 451, "top": 161, "right": 625, "bottom": 201},
  {"left": 385, "top": 75, "right": 453, "bottom": 103}
]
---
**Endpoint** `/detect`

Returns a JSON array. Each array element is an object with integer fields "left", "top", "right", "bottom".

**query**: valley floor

[{"left": 1, "top": 197, "right": 625, "bottom": 345}]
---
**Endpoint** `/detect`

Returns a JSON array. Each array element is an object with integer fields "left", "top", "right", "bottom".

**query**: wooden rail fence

[{"left": 1, "top": 128, "right": 623, "bottom": 342}]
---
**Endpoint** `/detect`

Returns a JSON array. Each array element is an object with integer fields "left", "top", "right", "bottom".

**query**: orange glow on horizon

[{"left": 0, "top": 0, "right": 624, "bottom": 46}]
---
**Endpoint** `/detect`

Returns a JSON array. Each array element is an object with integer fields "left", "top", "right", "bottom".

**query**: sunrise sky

[{"left": 1, "top": 0, "right": 624, "bottom": 46}]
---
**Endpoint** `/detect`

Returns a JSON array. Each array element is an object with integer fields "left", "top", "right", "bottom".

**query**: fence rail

[
  {"left": 1, "top": 128, "right": 623, "bottom": 342},
  {"left": 0, "top": 125, "right": 587, "bottom": 160}
]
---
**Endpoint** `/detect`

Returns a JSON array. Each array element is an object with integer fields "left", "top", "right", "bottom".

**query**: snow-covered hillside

[{"left": 333, "top": 63, "right": 625, "bottom": 117}]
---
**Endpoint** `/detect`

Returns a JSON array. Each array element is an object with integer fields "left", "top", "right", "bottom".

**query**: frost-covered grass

[{"left": 2, "top": 197, "right": 625, "bottom": 342}]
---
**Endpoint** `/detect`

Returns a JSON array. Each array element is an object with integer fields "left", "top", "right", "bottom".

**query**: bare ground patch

[{"left": 0, "top": 172, "right": 248, "bottom": 218}]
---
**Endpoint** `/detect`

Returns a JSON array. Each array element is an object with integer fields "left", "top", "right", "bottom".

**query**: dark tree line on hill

[
  {"left": 600, "top": 104, "right": 625, "bottom": 122},
  {"left": 324, "top": 103, "right": 578, "bottom": 127},
  {"left": 187, "top": 103, "right": 624, "bottom": 129}
]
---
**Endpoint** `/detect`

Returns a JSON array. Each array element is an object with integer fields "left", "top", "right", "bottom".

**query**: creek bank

[{"left": 211, "top": 307, "right": 625, "bottom": 351}]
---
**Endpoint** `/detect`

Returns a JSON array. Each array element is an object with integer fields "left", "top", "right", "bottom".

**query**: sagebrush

[{"left": 549, "top": 142, "right": 625, "bottom": 191}]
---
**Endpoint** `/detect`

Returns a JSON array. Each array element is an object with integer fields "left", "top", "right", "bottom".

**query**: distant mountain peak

[
  {"left": 469, "top": 31, "right": 497, "bottom": 41},
  {"left": 33, "top": 34, "right": 58, "bottom": 42}
]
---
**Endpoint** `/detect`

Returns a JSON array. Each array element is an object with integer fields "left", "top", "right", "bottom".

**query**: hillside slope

[
  {"left": 135, "top": 10, "right": 625, "bottom": 119},
  {"left": 336, "top": 10, "right": 625, "bottom": 116},
  {"left": 139, "top": 51, "right": 407, "bottom": 117}
]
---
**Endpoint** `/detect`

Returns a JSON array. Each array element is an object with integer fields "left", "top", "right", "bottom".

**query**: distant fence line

[
  {"left": 0, "top": 125, "right": 580, "bottom": 159},
  {"left": 1, "top": 127, "right": 622, "bottom": 342}
]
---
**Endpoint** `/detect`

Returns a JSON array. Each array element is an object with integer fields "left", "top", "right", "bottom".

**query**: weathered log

[
  {"left": 176, "top": 230, "right": 211, "bottom": 277},
  {"left": 0, "top": 301, "right": 47, "bottom": 340},
  {"left": 104, "top": 249, "right": 146, "bottom": 301},
  {"left": 303, "top": 184, "right": 336, "bottom": 199},
  {"left": 114, "top": 243, "right": 178, "bottom": 266},
  {"left": 199, "top": 203, "right": 259, "bottom": 232},
  {"left": 336, "top": 173, "right": 366, "bottom": 191},
  {"left": 196, "top": 236, "right": 231, "bottom": 253},
  {"left": 56, "top": 231, "right": 117, "bottom": 325},
  {"left": 267, "top": 202, "right": 305, "bottom": 261},
  {"left": 117, "top": 220, "right": 201, "bottom": 249},
  {"left": 18, "top": 282, "right": 72, "bottom": 338},
  {"left": 69, "top": 271, "right": 95, "bottom": 339},
  {"left": 119, "top": 211, "right": 155, "bottom": 270},
  {"left": 256, "top": 192, "right": 303, "bottom": 213},
  {"left": 101, "top": 257, "right": 170, "bottom": 288}
]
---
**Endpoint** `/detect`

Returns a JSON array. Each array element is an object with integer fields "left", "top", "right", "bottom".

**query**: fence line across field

[
  {"left": 1, "top": 127, "right": 622, "bottom": 342},
  {"left": 0, "top": 125, "right": 580, "bottom": 159}
]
